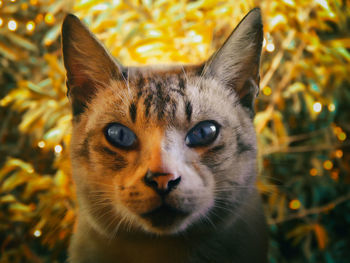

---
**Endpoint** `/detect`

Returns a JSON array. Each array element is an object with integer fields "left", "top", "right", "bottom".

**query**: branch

[
  {"left": 256, "top": 5, "right": 317, "bottom": 134},
  {"left": 268, "top": 192, "right": 350, "bottom": 225},
  {"left": 256, "top": 41, "right": 305, "bottom": 133},
  {"left": 260, "top": 29, "right": 296, "bottom": 88},
  {"left": 262, "top": 141, "right": 350, "bottom": 155}
]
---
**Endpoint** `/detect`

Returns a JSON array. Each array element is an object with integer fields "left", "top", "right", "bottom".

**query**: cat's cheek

[
  {"left": 116, "top": 186, "right": 162, "bottom": 215},
  {"left": 172, "top": 166, "right": 215, "bottom": 212}
]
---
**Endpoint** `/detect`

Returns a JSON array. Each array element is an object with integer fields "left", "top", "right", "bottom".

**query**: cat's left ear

[
  {"left": 62, "top": 14, "right": 125, "bottom": 116},
  {"left": 203, "top": 8, "right": 263, "bottom": 114}
]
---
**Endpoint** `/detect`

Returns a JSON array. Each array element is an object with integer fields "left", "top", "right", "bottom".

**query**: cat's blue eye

[
  {"left": 105, "top": 123, "right": 137, "bottom": 149},
  {"left": 185, "top": 121, "right": 219, "bottom": 147}
]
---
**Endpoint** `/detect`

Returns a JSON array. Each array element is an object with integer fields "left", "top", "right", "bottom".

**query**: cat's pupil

[
  {"left": 119, "top": 129, "right": 124, "bottom": 141},
  {"left": 105, "top": 123, "right": 136, "bottom": 148},
  {"left": 200, "top": 128, "right": 205, "bottom": 138},
  {"left": 185, "top": 121, "right": 219, "bottom": 147}
]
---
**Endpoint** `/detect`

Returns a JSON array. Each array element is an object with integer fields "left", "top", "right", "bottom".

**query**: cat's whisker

[
  {"left": 114, "top": 89, "right": 131, "bottom": 108},
  {"left": 215, "top": 198, "right": 265, "bottom": 216},
  {"left": 127, "top": 67, "right": 132, "bottom": 97},
  {"left": 181, "top": 65, "right": 189, "bottom": 84},
  {"left": 89, "top": 204, "right": 116, "bottom": 225},
  {"left": 105, "top": 214, "right": 125, "bottom": 243},
  {"left": 211, "top": 203, "right": 234, "bottom": 213},
  {"left": 117, "top": 65, "right": 130, "bottom": 96},
  {"left": 198, "top": 212, "right": 217, "bottom": 230},
  {"left": 87, "top": 188, "right": 116, "bottom": 194},
  {"left": 194, "top": 54, "right": 212, "bottom": 90},
  {"left": 85, "top": 192, "right": 115, "bottom": 198},
  {"left": 124, "top": 215, "right": 134, "bottom": 233},
  {"left": 257, "top": 175, "right": 285, "bottom": 183},
  {"left": 207, "top": 206, "right": 227, "bottom": 222},
  {"left": 213, "top": 185, "right": 255, "bottom": 190},
  {"left": 107, "top": 216, "right": 127, "bottom": 242},
  {"left": 89, "top": 199, "right": 115, "bottom": 207}
]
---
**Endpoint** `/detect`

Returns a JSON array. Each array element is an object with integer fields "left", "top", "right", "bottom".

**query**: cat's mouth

[{"left": 140, "top": 204, "right": 190, "bottom": 228}]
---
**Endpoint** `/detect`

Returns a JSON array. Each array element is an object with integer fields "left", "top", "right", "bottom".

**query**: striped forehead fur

[{"left": 80, "top": 70, "right": 244, "bottom": 130}]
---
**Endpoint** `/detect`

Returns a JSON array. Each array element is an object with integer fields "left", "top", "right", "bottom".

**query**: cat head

[{"left": 62, "top": 8, "right": 263, "bottom": 236}]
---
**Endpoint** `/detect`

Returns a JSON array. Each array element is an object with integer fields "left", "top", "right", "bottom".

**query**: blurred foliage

[{"left": 0, "top": 0, "right": 350, "bottom": 262}]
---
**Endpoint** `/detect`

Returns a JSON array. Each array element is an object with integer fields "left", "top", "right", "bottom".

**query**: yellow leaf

[
  {"left": 54, "top": 170, "right": 69, "bottom": 188},
  {"left": 19, "top": 104, "right": 48, "bottom": 132},
  {"left": 287, "top": 224, "right": 314, "bottom": 245},
  {"left": 0, "top": 89, "right": 31, "bottom": 108},
  {"left": 282, "top": 0, "right": 295, "bottom": 7},
  {"left": 277, "top": 194, "right": 286, "bottom": 221},
  {"left": 304, "top": 93, "right": 318, "bottom": 120},
  {"left": 24, "top": 176, "right": 53, "bottom": 199},
  {"left": 62, "top": 209, "right": 75, "bottom": 224},
  {"left": 273, "top": 112, "right": 288, "bottom": 144},
  {"left": 9, "top": 203, "right": 35, "bottom": 213},
  {"left": 314, "top": 224, "right": 328, "bottom": 250},
  {"left": 282, "top": 82, "right": 306, "bottom": 98},
  {"left": 5, "top": 32, "right": 38, "bottom": 52},
  {"left": 0, "top": 42, "right": 20, "bottom": 60},
  {"left": 44, "top": 54, "right": 66, "bottom": 75},
  {"left": 268, "top": 14, "right": 287, "bottom": 31},
  {"left": 0, "top": 194, "right": 17, "bottom": 203},
  {"left": 326, "top": 38, "right": 350, "bottom": 48},
  {"left": 254, "top": 106, "right": 273, "bottom": 133},
  {"left": 43, "top": 128, "right": 63, "bottom": 141},
  {"left": 0, "top": 164, "right": 17, "bottom": 182},
  {"left": 5, "top": 158, "right": 34, "bottom": 174},
  {"left": 74, "top": 0, "right": 105, "bottom": 10},
  {"left": 10, "top": 213, "right": 32, "bottom": 222},
  {"left": 1, "top": 171, "right": 29, "bottom": 192},
  {"left": 42, "top": 25, "right": 61, "bottom": 46}
]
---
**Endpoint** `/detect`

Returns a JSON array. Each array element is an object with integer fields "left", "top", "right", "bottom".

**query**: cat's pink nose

[{"left": 144, "top": 170, "right": 181, "bottom": 195}]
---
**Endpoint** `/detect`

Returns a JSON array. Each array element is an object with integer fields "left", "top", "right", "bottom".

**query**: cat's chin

[{"left": 138, "top": 204, "right": 193, "bottom": 235}]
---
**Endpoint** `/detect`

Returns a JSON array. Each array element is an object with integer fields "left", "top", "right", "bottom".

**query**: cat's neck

[{"left": 69, "top": 189, "right": 267, "bottom": 263}]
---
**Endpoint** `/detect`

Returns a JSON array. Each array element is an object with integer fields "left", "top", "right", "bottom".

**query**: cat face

[{"left": 62, "top": 9, "right": 263, "bottom": 236}]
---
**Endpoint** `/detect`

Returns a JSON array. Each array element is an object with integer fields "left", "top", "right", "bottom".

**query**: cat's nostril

[
  {"left": 147, "top": 179, "right": 158, "bottom": 189},
  {"left": 168, "top": 176, "right": 181, "bottom": 191}
]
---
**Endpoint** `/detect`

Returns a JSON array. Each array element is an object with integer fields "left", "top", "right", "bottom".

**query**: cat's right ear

[
  {"left": 202, "top": 8, "right": 263, "bottom": 116},
  {"left": 62, "top": 14, "right": 124, "bottom": 116}
]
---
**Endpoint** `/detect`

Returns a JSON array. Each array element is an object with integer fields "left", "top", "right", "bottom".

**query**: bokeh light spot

[
  {"left": 289, "top": 199, "right": 301, "bottom": 210},
  {"left": 310, "top": 168, "right": 318, "bottom": 176},
  {"left": 335, "top": 149, "right": 343, "bottom": 158},
  {"left": 44, "top": 13, "right": 55, "bottom": 25},
  {"left": 54, "top": 145, "right": 63, "bottom": 153},
  {"left": 26, "top": 21, "right": 35, "bottom": 32},
  {"left": 337, "top": 132, "right": 346, "bottom": 141},
  {"left": 328, "top": 103, "right": 335, "bottom": 112},
  {"left": 313, "top": 102, "right": 322, "bottom": 113},
  {"left": 263, "top": 86, "right": 272, "bottom": 96},
  {"left": 266, "top": 42, "right": 275, "bottom": 52},
  {"left": 8, "top": 20, "right": 17, "bottom": 31},
  {"left": 33, "top": 229, "right": 41, "bottom": 237},
  {"left": 323, "top": 160, "right": 333, "bottom": 170}
]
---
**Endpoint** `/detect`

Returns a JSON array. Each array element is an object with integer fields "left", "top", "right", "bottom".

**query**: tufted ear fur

[
  {"left": 203, "top": 8, "right": 263, "bottom": 115},
  {"left": 61, "top": 14, "right": 124, "bottom": 116}
]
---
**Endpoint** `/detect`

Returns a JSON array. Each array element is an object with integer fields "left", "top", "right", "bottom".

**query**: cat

[{"left": 62, "top": 8, "right": 268, "bottom": 263}]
